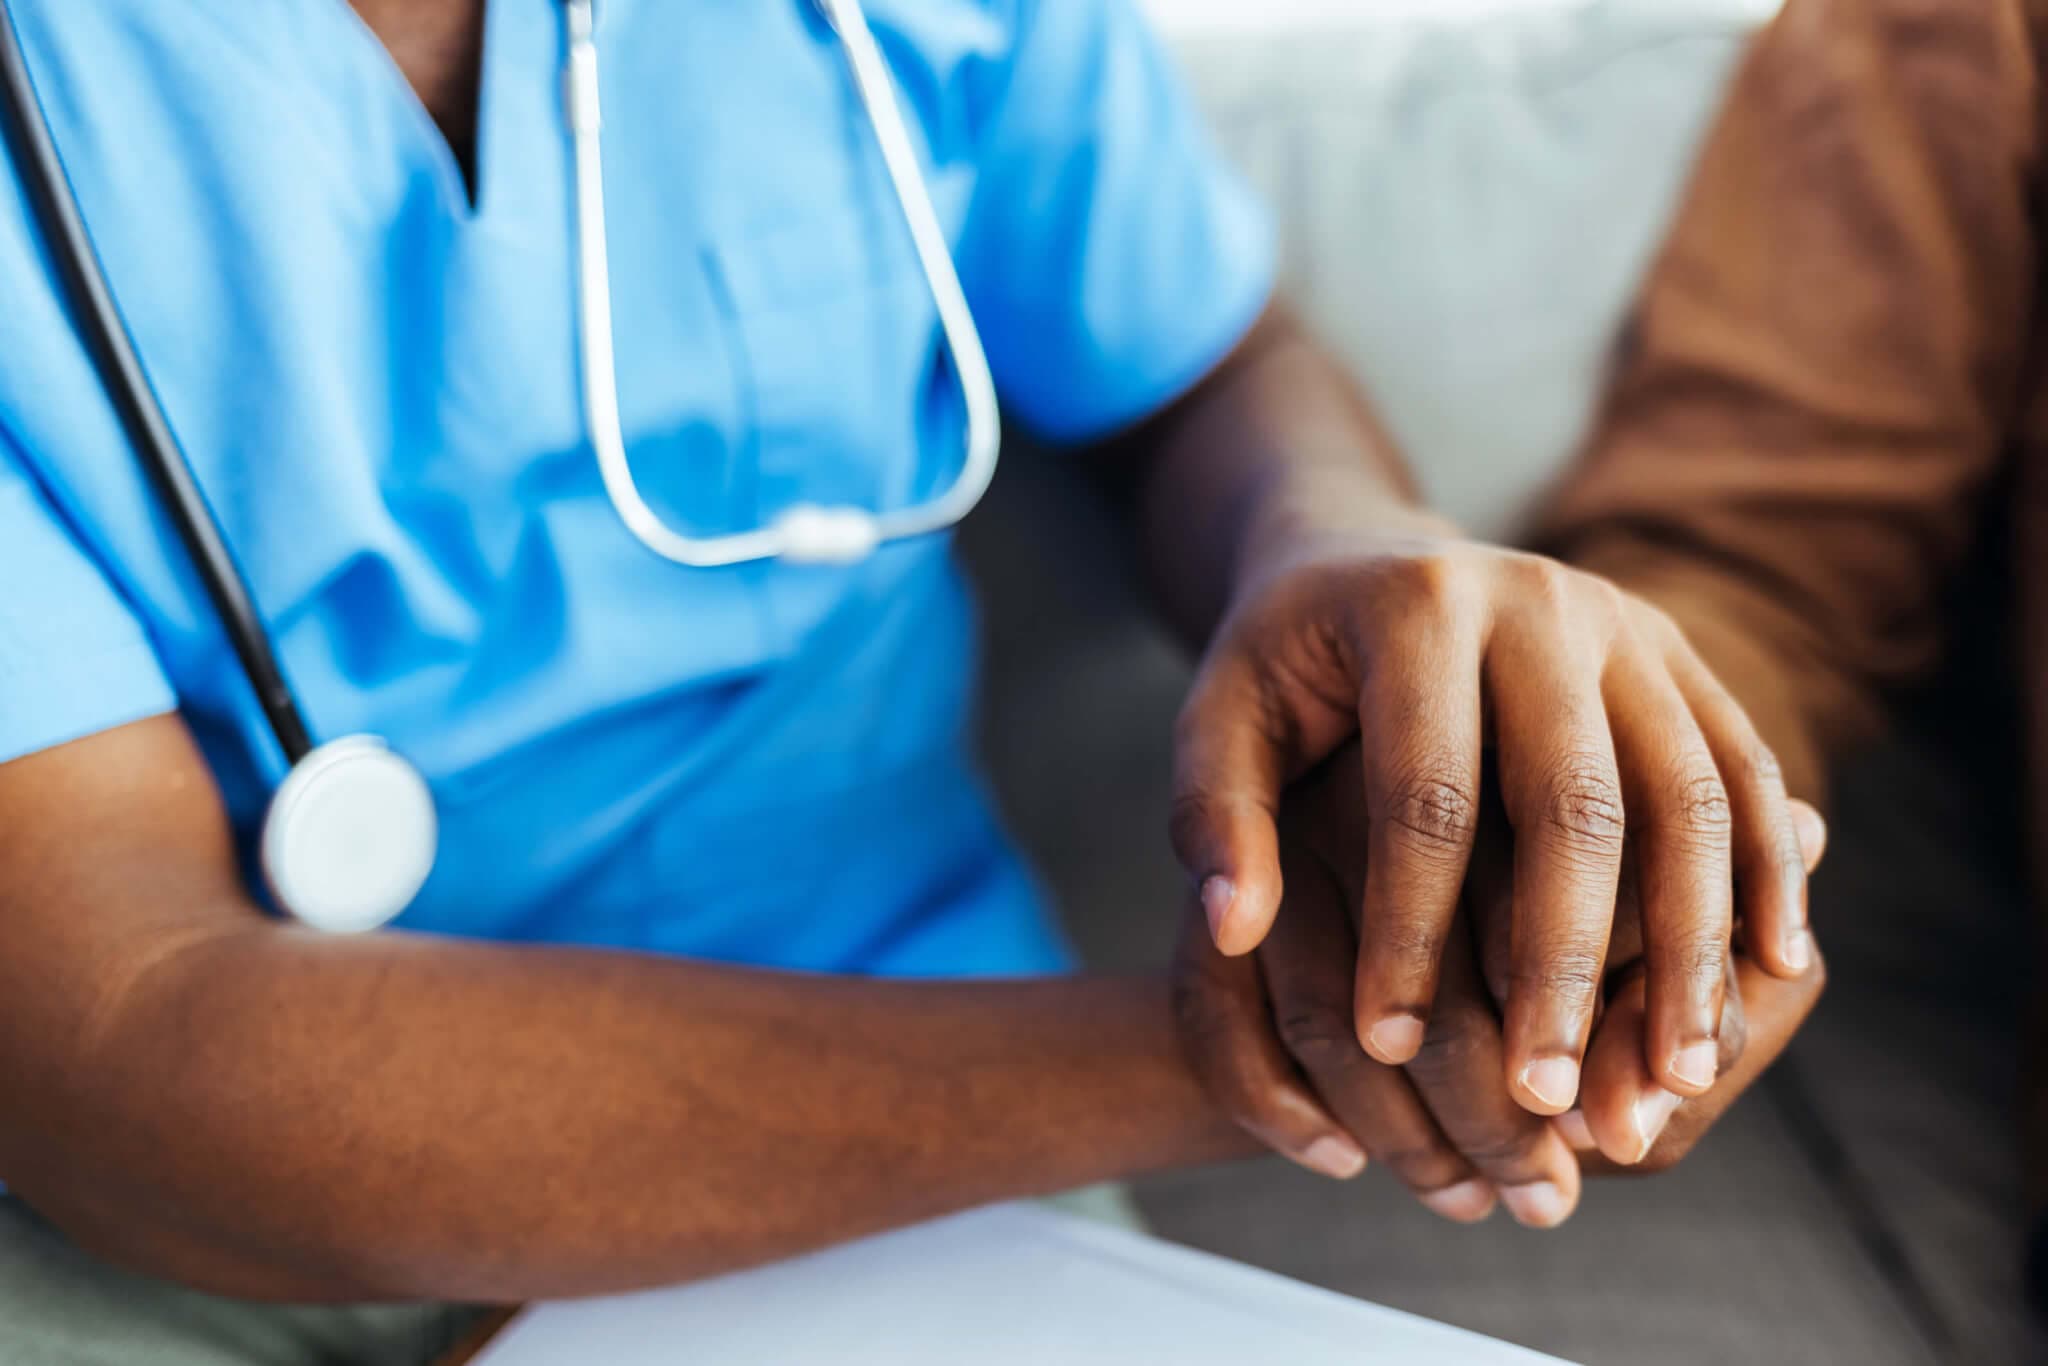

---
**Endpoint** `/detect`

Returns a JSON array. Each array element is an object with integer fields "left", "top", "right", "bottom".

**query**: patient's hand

[{"left": 1172, "top": 744, "right": 1827, "bottom": 1225}]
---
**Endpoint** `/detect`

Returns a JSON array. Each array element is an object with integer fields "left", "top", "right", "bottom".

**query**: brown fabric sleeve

[{"left": 1530, "top": 0, "right": 2043, "bottom": 804}]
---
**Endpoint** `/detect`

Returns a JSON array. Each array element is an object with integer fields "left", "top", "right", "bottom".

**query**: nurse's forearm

[
  {"left": 10, "top": 933, "right": 1252, "bottom": 1303},
  {"left": 1104, "top": 300, "right": 1446, "bottom": 646}
]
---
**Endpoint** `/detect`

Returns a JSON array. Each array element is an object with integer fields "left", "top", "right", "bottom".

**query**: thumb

[{"left": 1171, "top": 663, "right": 1288, "bottom": 957}]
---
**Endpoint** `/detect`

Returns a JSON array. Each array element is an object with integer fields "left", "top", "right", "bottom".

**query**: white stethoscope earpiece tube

[
  {"left": 3, "top": 0, "right": 991, "bottom": 940},
  {"left": 561, "top": 0, "right": 1000, "bottom": 569}
]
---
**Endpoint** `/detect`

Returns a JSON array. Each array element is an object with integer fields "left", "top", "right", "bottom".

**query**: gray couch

[{"left": 963, "top": 4, "right": 2045, "bottom": 1361}]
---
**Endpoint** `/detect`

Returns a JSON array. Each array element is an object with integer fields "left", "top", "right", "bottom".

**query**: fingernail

[
  {"left": 1630, "top": 1088, "right": 1684, "bottom": 1163},
  {"left": 1200, "top": 876, "right": 1237, "bottom": 944},
  {"left": 1555, "top": 1109, "right": 1595, "bottom": 1151},
  {"left": 1420, "top": 1179, "right": 1496, "bottom": 1223},
  {"left": 1670, "top": 1041, "right": 1718, "bottom": 1091},
  {"left": 1501, "top": 1180, "right": 1572, "bottom": 1228},
  {"left": 1518, "top": 1056, "right": 1581, "bottom": 1111},
  {"left": 1783, "top": 928, "right": 1814, "bottom": 973},
  {"left": 1300, "top": 1136, "right": 1368, "bottom": 1180},
  {"left": 1366, "top": 1013, "right": 1426, "bottom": 1062}
]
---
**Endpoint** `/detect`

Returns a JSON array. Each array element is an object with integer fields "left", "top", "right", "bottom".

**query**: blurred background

[{"left": 962, "top": 1, "right": 2040, "bottom": 1362}]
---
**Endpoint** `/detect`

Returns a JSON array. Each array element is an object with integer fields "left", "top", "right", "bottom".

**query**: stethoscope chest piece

[
  {"left": 260, "top": 736, "right": 438, "bottom": 934},
  {"left": 0, "top": 0, "right": 993, "bottom": 934}
]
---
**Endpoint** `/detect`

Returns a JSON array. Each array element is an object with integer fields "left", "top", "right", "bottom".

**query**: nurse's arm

[
  {"left": 1108, "top": 300, "right": 1813, "bottom": 1115},
  {"left": 0, "top": 715, "right": 1257, "bottom": 1304}
]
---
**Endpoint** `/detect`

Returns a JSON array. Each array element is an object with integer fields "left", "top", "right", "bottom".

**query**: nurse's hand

[{"left": 1170, "top": 533, "right": 1815, "bottom": 1114}]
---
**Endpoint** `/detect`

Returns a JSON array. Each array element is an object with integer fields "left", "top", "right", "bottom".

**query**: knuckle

[
  {"left": 1166, "top": 791, "right": 1218, "bottom": 863},
  {"left": 1376, "top": 552, "right": 1463, "bottom": 614},
  {"left": 1730, "top": 740, "right": 1786, "bottom": 798},
  {"left": 1655, "top": 931, "right": 1729, "bottom": 1004},
  {"left": 1366, "top": 916, "right": 1450, "bottom": 981},
  {"left": 1509, "top": 948, "right": 1607, "bottom": 1009},
  {"left": 1510, "top": 561, "right": 1574, "bottom": 623},
  {"left": 1514, "top": 554, "right": 1619, "bottom": 622},
  {"left": 1540, "top": 761, "right": 1628, "bottom": 855},
  {"left": 1664, "top": 771, "right": 1733, "bottom": 847},
  {"left": 1582, "top": 573, "right": 1629, "bottom": 622},
  {"left": 1381, "top": 767, "right": 1480, "bottom": 861},
  {"left": 1166, "top": 790, "right": 1271, "bottom": 871},
  {"left": 1375, "top": 1142, "right": 1465, "bottom": 1190},
  {"left": 1631, "top": 598, "right": 1687, "bottom": 648},
  {"left": 1276, "top": 1006, "right": 1362, "bottom": 1069},
  {"left": 1406, "top": 1024, "right": 1491, "bottom": 1080},
  {"left": 1459, "top": 1127, "right": 1549, "bottom": 1174}
]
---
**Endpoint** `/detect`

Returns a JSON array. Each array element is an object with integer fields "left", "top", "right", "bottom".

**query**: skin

[
  {"left": 0, "top": 4, "right": 1822, "bottom": 1302},
  {"left": 1173, "top": 744, "right": 1828, "bottom": 1227},
  {"left": 0, "top": 719, "right": 1258, "bottom": 1302},
  {"left": 348, "top": 0, "right": 487, "bottom": 191},
  {"left": 1131, "top": 309, "right": 1818, "bottom": 1116},
  {"left": 376, "top": 0, "right": 1821, "bottom": 1206},
  {"left": 0, "top": 14, "right": 1305, "bottom": 1300}
]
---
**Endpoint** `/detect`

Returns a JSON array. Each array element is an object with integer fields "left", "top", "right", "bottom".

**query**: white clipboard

[{"left": 472, "top": 1203, "right": 1570, "bottom": 1364}]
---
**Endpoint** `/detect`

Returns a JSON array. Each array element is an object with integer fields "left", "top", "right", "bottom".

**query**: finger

[
  {"left": 1262, "top": 847, "right": 1493, "bottom": 1218},
  {"left": 1405, "top": 913, "right": 1583, "bottom": 1228},
  {"left": 1791, "top": 801, "right": 1828, "bottom": 870},
  {"left": 1666, "top": 640, "right": 1819, "bottom": 980},
  {"left": 1580, "top": 947, "right": 1824, "bottom": 1175},
  {"left": 1169, "top": 901, "right": 1367, "bottom": 1179},
  {"left": 1353, "top": 610, "right": 1485, "bottom": 1063},
  {"left": 1576, "top": 969, "right": 1674, "bottom": 1165},
  {"left": 1578, "top": 956, "right": 1747, "bottom": 1165},
  {"left": 1606, "top": 851, "right": 1646, "bottom": 970},
  {"left": 1716, "top": 954, "right": 1751, "bottom": 1076},
  {"left": 1570, "top": 913, "right": 1750, "bottom": 1161},
  {"left": 1603, "top": 648, "right": 1731, "bottom": 1098},
  {"left": 1468, "top": 777, "right": 1517, "bottom": 1009},
  {"left": 1489, "top": 618, "right": 1626, "bottom": 1116},
  {"left": 1171, "top": 654, "right": 1291, "bottom": 956}
]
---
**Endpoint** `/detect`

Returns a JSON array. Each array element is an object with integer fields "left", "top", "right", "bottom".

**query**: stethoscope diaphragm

[{"left": 260, "top": 736, "right": 438, "bottom": 934}]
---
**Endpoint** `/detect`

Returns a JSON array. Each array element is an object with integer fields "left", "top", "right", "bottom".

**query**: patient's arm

[
  {"left": 0, "top": 715, "right": 1253, "bottom": 1305},
  {"left": 1531, "top": 0, "right": 2039, "bottom": 801}
]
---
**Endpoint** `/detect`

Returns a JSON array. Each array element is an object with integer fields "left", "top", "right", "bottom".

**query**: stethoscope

[{"left": 0, "top": 0, "right": 1000, "bottom": 934}]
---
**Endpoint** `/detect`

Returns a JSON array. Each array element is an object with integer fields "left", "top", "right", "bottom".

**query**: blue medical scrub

[{"left": 0, "top": 0, "right": 1272, "bottom": 977}]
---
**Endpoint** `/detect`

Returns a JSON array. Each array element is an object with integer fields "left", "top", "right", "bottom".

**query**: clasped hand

[{"left": 1169, "top": 535, "right": 1829, "bottom": 1225}]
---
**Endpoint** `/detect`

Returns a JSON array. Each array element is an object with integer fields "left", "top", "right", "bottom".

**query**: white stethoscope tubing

[
  {"left": 0, "top": 0, "right": 998, "bottom": 936},
  {"left": 563, "top": 0, "right": 1001, "bottom": 568}
]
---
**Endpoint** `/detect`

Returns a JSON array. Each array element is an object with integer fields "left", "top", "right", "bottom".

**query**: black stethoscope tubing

[{"left": 0, "top": 0, "right": 313, "bottom": 765}]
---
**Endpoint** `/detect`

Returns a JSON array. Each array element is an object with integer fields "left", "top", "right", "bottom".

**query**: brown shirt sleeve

[{"left": 1529, "top": 0, "right": 2044, "bottom": 803}]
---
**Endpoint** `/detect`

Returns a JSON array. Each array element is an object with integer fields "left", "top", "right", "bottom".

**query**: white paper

[{"left": 473, "top": 1204, "right": 1568, "bottom": 1365}]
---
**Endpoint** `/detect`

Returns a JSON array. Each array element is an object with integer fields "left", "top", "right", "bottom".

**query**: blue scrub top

[{"left": 0, "top": 0, "right": 1272, "bottom": 977}]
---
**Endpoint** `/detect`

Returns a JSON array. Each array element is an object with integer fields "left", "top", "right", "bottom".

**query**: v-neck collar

[{"left": 321, "top": 0, "right": 506, "bottom": 222}]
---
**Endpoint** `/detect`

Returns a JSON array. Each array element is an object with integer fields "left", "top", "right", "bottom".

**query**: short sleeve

[
  {"left": 954, "top": 0, "right": 1275, "bottom": 444},
  {"left": 0, "top": 424, "right": 175, "bottom": 763}
]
